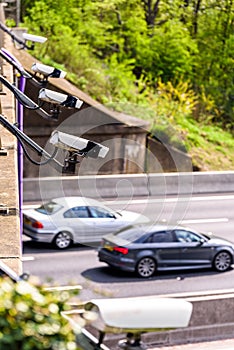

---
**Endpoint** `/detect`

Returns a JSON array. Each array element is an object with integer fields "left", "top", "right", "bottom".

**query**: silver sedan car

[{"left": 23, "top": 197, "right": 149, "bottom": 249}]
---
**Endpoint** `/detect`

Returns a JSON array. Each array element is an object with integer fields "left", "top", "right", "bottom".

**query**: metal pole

[{"left": 16, "top": 0, "right": 20, "bottom": 26}]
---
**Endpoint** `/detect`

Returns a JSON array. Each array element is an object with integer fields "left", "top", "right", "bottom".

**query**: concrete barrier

[{"left": 23, "top": 171, "right": 234, "bottom": 201}]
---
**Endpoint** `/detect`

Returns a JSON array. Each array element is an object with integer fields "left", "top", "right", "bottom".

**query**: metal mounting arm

[
  {"left": 0, "top": 74, "right": 60, "bottom": 120},
  {"left": 0, "top": 48, "right": 65, "bottom": 87},
  {"left": 0, "top": 114, "right": 87, "bottom": 173},
  {"left": 0, "top": 114, "right": 63, "bottom": 171},
  {"left": 0, "top": 48, "right": 32, "bottom": 79},
  {"left": 0, "top": 22, "right": 46, "bottom": 50}
]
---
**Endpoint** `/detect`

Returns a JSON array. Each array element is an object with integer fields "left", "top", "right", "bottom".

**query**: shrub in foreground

[{"left": 0, "top": 276, "right": 78, "bottom": 350}]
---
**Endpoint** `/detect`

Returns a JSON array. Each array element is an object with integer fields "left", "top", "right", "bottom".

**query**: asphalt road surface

[{"left": 23, "top": 192, "right": 234, "bottom": 301}]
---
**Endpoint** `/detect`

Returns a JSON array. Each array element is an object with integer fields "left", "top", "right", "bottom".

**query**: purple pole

[{"left": 1, "top": 48, "right": 26, "bottom": 246}]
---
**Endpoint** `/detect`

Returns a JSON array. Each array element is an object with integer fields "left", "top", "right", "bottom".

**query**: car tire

[
  {"left": 136, "top": 257, "right": 156, "bottom": 278},
  {"left": 213, "top": 251, "right": 232, "bottom": 272},
  {"left": 53, "top": 232, "right": 72, "bottom": 249}
]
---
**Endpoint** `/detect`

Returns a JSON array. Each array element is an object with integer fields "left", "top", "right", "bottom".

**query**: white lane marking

[
  {"left": 22, "top": 248, "right": 97, "bottom": 259},
  {"left": 44, "top": 285, "right": 82, "bottom": 291},
  {"left": 178, "top": 218, "right": 229, "bottom": 224},
  {"left": 22, "top": 256, "right": 35, "bottom": 261},
  {"left": 105, "top": 194, "right": 234, "bottom": 205},
  {"left": 23, "top": 204, "right": 39, "bottom": 209},
  {"left": 23, "top": 194, "right": 234, "bottom": 210}
]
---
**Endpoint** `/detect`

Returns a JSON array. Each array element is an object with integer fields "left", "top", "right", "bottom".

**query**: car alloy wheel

[
  {"left": 136, "top": 257, "right": 156, "bottom": 278},
  {"left": 213, "top": 251, "right": 232, "bottom": 272},
  {"left": 54, "top": 232, "right": 72, "bottom": 249}
]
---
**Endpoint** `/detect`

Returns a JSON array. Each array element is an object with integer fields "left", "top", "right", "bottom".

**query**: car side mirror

[
  {"left": 107, "top": 213, "right": 116, "bottom": 219},
  {"left": 198, "top": 238, "right": 206, "bottom": 245}
]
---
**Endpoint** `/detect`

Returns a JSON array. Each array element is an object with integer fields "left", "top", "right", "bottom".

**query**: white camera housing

[
  {"left": 38, "top": 88, "right": 83, "bottom": 109},
  {"left": 22, "top": 33, "right": 47, "bottom": 44},
  {"left": 31, "top": 63, "right": 66, "bottom": 78},
  {"left": 83, "top": 297, "right": 193, "bottom": 333},
  {"left": 49, "top": 130, "right": 109, "bottom": 159}
]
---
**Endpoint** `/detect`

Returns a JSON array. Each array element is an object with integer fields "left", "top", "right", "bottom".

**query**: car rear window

[
  {"left": 35, "top": 201, "right": 62, "bottom": 215},
  {"left": 114, "top": 226, "right": 145, "bottom": 242}
]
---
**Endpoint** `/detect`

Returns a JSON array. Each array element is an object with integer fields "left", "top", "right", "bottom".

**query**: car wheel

[
  {"left": 53, "top": 232, "right": 72, "bottom": 249},
  {"left": 136, "top": 257, "right": 156, "bottom": 278},
  {"left": 213, "top": 251, "right": 232, "bottom": 272}
]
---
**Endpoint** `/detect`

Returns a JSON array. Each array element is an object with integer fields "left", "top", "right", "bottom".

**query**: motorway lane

[
  {"left": 23, "top": 243, "right": 234, "bottom": 301},
  {"left": 23, "top": 193, "right": 234, "bottom": 300},
  {"left": 103, "top": 194, "right": 234, "bottom": 240}
]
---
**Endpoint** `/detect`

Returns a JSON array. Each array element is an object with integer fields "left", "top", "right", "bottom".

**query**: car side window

[
  {"left": 89, "top": 206, "right": 115, "bottom": 218},
  {"left": 146, "top": 231, "right": 174, "bottom": 243},
  {"left": 174, "top": 230, "right": 201, "bottom": 243},
  {"left": 63, "top": 206, "right": 90, "bottom": 218}
]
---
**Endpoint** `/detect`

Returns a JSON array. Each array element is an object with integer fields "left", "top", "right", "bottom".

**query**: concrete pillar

[{"left": 0, "top": 6, "right": 22, "bottom": 274}]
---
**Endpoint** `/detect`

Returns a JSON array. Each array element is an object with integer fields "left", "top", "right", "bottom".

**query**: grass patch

[{"left": 106, "top": 100, "right": 234, "bottom": 171}]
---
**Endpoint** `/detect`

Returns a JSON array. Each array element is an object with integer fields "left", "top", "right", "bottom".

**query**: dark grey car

[{"left": 98, "top": 224, "right": 234, "bottom": 278}]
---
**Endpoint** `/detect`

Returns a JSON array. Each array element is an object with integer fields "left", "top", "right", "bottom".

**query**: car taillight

[
  {"left": 113, "top": 246, "right": 129, "bottom": 255},
  {"left": 32, "top": 221, "right": 44, "bottom": 229}
]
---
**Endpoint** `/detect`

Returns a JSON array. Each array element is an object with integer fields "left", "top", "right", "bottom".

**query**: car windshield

[{"left": 35, "top": 201, "right": 62, "bottom": 215}]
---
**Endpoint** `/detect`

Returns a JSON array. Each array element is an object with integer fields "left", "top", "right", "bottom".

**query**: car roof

[
  {"left": 52, "top": 196, "right": 102, "bottom": 207},
  {"left": 121, "top": 223, "right": 196, "bottom": 234}
]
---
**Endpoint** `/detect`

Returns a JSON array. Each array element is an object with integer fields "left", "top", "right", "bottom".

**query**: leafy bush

[
  {"left": 0, "top": 277, "right": 78, "bottom": 350},
  {"left": 20, "top": 0, "right": 234, "bottom": 169}
]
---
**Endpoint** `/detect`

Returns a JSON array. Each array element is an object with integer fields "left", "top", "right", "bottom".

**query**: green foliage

[
  {"left": 0, "top": 277, "right": 78, "bottom": 350},
  {"left": 20, "top": 0, "right": 234, "bottom": 169},
  {"left": 137, "top": 20, "right": 198, "bottom": 83},
  {"left": 20, "top": 0, "right": 234, "bottom": 125},
  {"left": 5, "top": 18, "right": 16, "bottom": 27},
  {"left": 188, "top": 0, "right": 234, "bottom": 125}
]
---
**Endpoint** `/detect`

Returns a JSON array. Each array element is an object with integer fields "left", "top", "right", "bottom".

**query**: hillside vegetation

[{"left": 19, "top": 0, "right": 234, "bottom": 170}]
